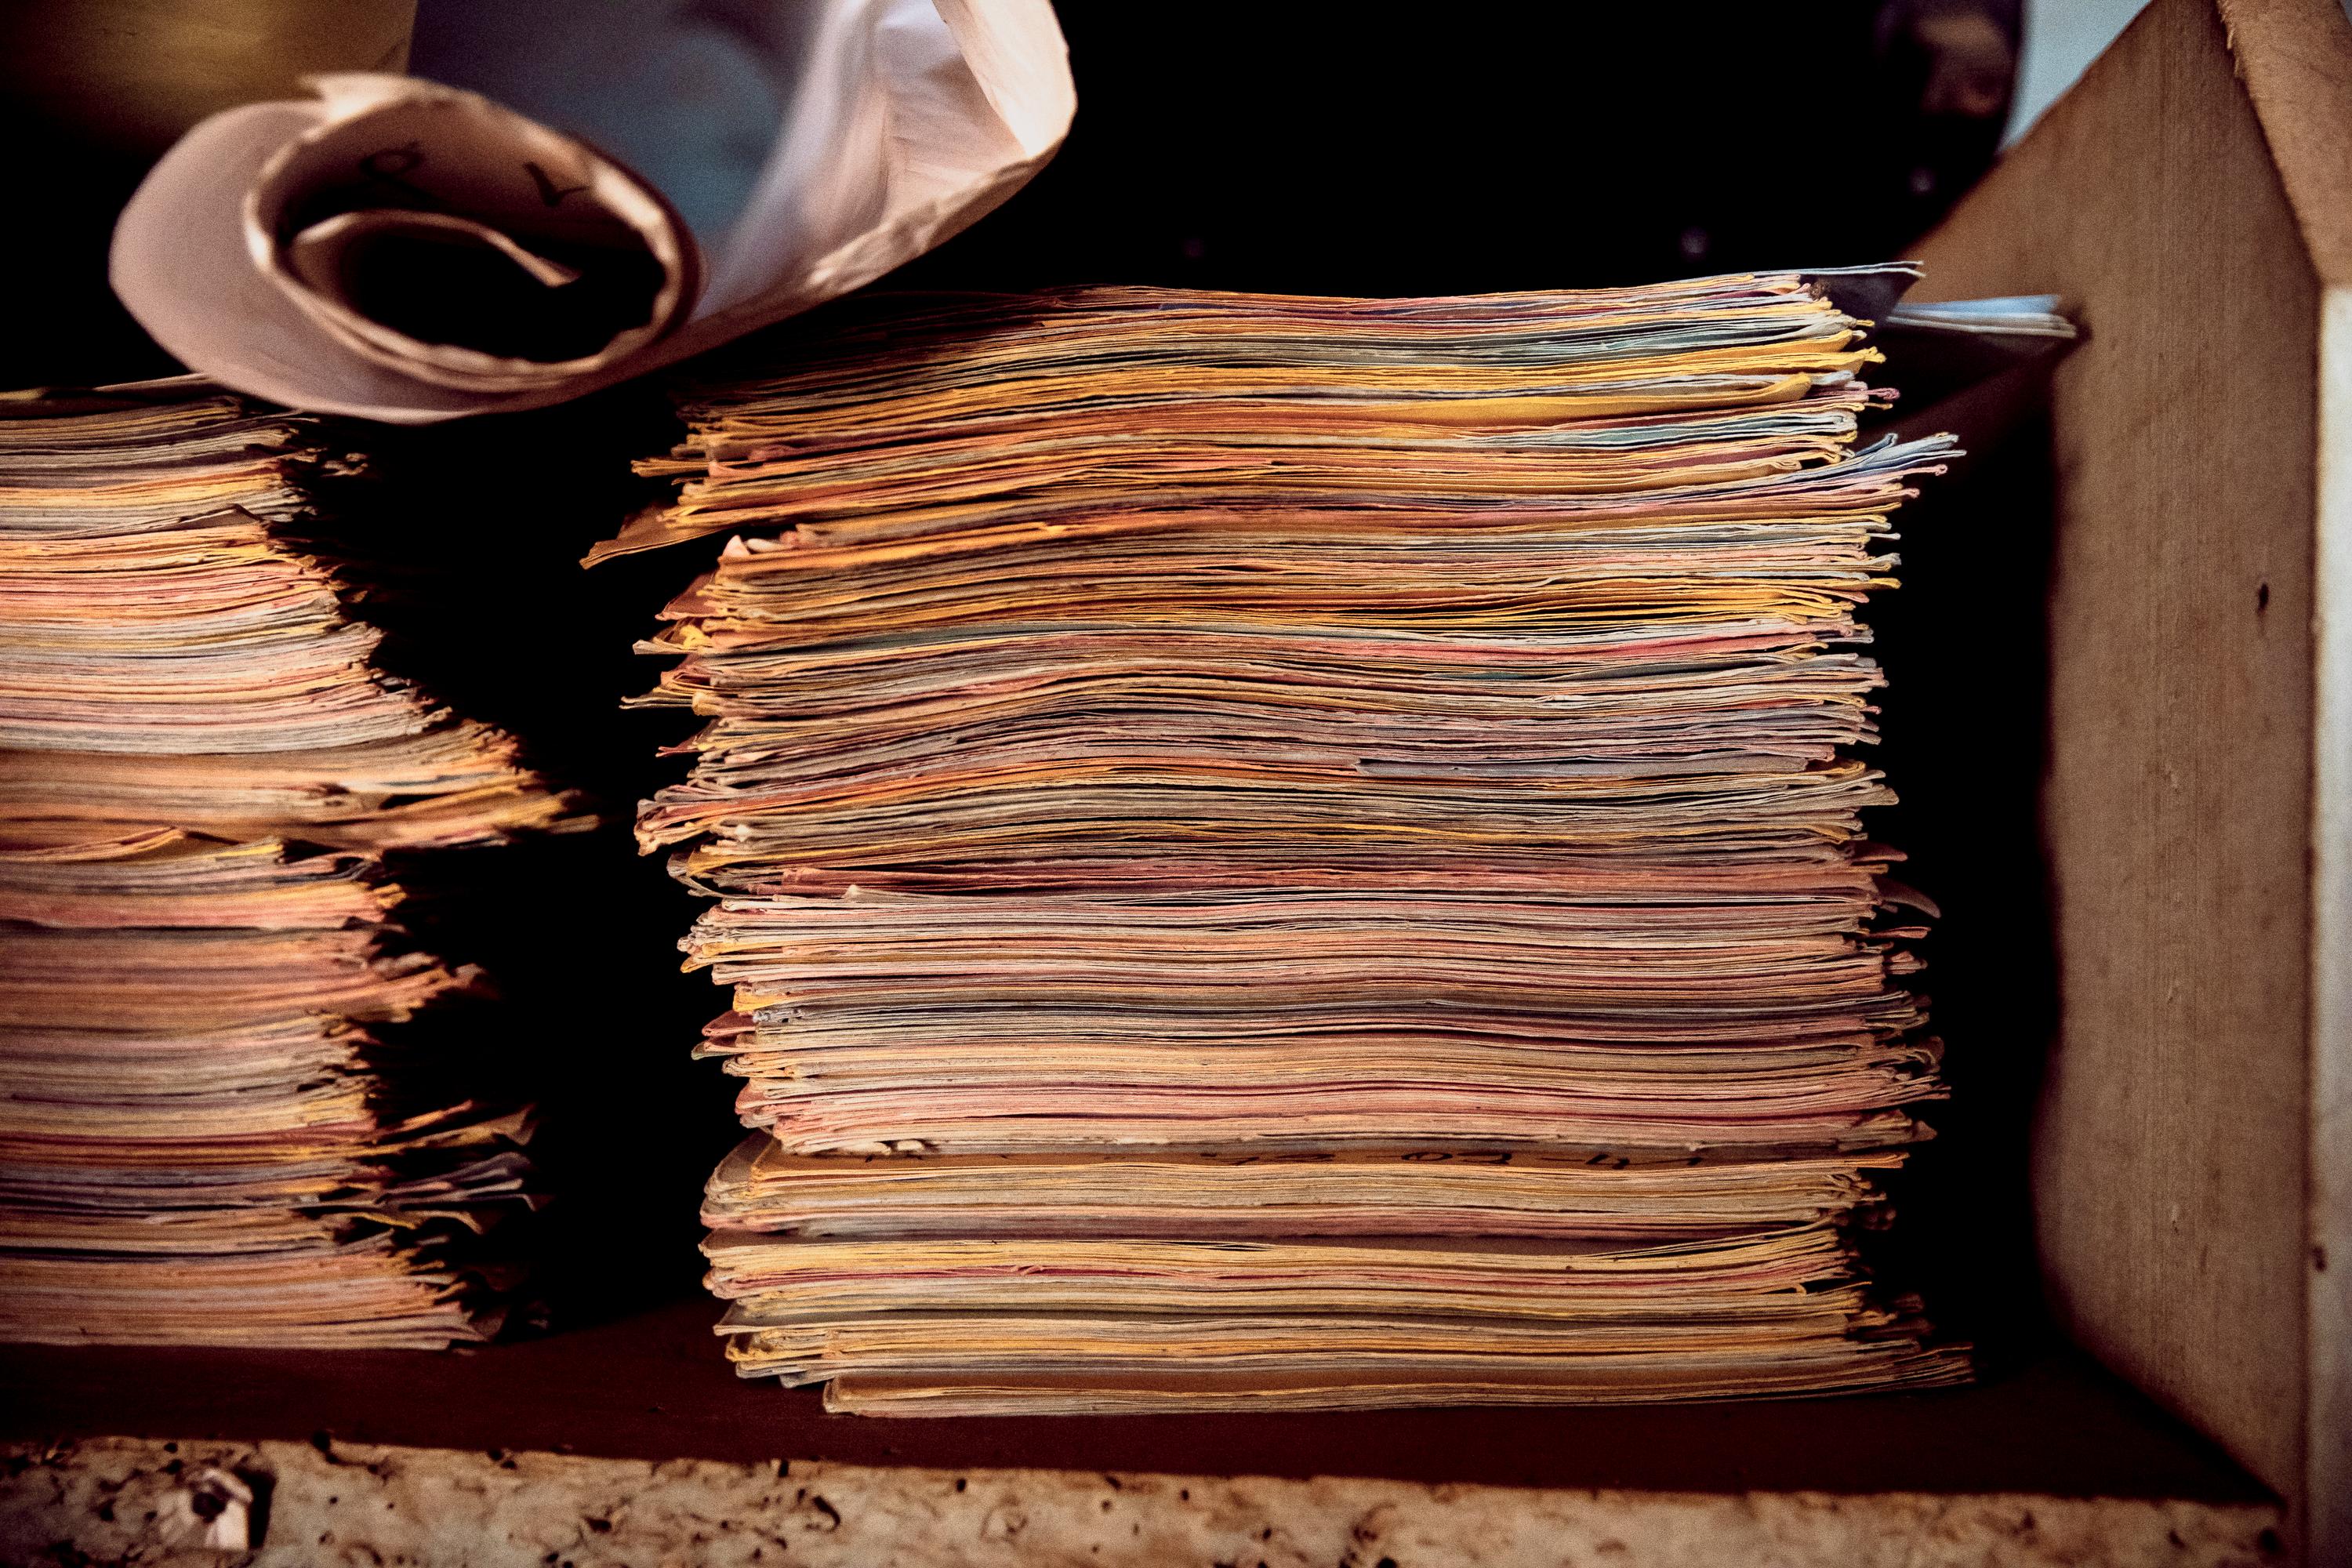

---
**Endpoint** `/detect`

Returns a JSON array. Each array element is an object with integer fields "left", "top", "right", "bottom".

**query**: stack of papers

[
  {"left": 0, "top": 386, "right": 588, "bottom": 1348},
  {"left": 616, "top": 274, "right": 1972, "bottom": 1410}
]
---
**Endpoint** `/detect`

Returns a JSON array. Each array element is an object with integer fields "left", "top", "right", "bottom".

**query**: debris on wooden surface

[{"left": 0, "top": 1435, "right": 2282, "bottom": 1567}]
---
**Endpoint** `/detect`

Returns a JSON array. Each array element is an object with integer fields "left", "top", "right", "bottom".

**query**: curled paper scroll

[{"left": 110, "top": 0, "right": 1073, "bottom": 423}]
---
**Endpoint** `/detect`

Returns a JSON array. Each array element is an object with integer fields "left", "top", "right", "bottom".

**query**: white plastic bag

[{"left": 109, "top": 0, "right": 1073, "bottom": 423}]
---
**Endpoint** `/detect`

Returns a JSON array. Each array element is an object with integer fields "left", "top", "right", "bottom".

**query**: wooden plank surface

[
  {"left": 2222, "top": 4, "right": 2352, "bottom": 1554},
  {"left": 2307, "top": 246, "right": 2352, "bottom": 1568},
  {"left": 0, "top": 1294, "right": 2265, "bottom": 1503},
  {"left": 2216, "top": 0, "right": 2352, "bottom": 291},
  {"left": 0, "top": 1435, "right": 2282, "bottom": 1568},
  {"left": 1910, "top": 0, "right": 2328, "bottom": 1527}
]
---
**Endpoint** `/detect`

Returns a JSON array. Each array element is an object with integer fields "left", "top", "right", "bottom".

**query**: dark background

[{"left": 2, "top": 0, "right": 2049, "bottom": 1356}]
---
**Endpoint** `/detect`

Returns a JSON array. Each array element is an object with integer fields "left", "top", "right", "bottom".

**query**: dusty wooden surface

[
  {"left": 0, "top": 1436, "right": 2285, "bottom": 1568},
  {"left": 2214, "top": 4, "right": 2352, "bottom": 1556},
  {"left": 2207, "top": 10, "right": 2352, "bottom": 1544},
  {"left": 1911, "top": 0, "right": 2343, "bottom": 1545},
  {"left": 2307, "top": 283, "right": 2352, "bottom": 1568},
  {"left": 0, "top": 1297, "right": 2272, "bottom": 1501},
  {"left": 2216, "top": 0, "right": 2352, "bottom": 289}
]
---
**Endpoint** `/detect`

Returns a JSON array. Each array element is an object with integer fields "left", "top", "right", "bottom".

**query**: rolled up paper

[
  {"left": 252, "top": 76, "right": 700, "bottom": 395},
  {"left": 110, "top": 0, "right": 1073, "bottom": 423}
]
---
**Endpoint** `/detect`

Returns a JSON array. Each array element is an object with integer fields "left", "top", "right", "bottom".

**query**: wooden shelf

[{"left": 0, "top": 1293, "right": 2266, "bottom": 1501}]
